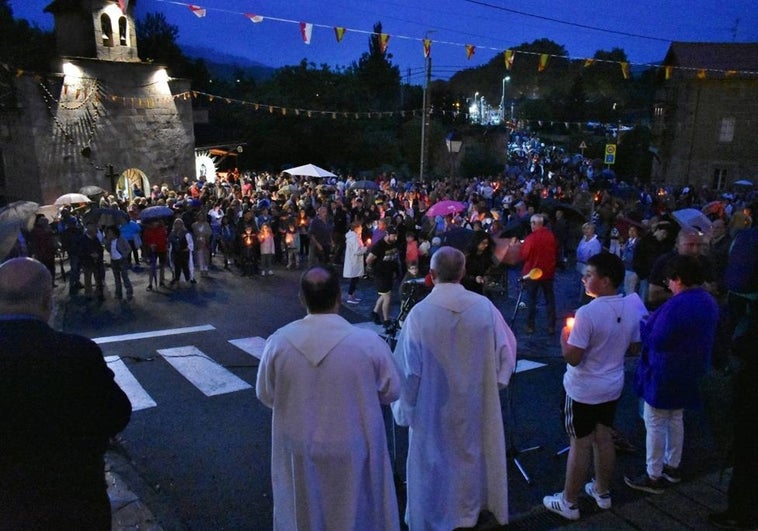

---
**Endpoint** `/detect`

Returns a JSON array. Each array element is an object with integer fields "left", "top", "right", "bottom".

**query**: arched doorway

[{"left": 117, "top": 168, "right": 150, "bottom": 201}]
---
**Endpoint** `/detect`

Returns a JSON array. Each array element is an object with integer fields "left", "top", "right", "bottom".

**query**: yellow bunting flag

[
  {"left": 423, "top": 39, "right": 431, "bottom": 58},
  {"left": 466, "top": 44, "right": 476, "bottom": 60},
  {"left": 538, "top": 54, "right": 549, "bottom": 72},
  {"left": 664, "top": 66, "right": 673, "bottom": 80},
  {"left": 620, "top": 62, "right": 630, "bottom": 79},
  {"left": 583, "top": 58, "right": 595, "bottom": 68},
  {"left": 379, "top": 33, "right": 390, "bottom": 53},
  {"left": 697, "top": 69, "right": 706, "bottom": 79},
  {"left": 244, "top": 13, "right": 263, "bottom": 23},
  {"left": 504, "top": 50, "right": 514, "bottom": 70},
  {"left": 334, "top": 27, "right": 346, "bottom": 42}
]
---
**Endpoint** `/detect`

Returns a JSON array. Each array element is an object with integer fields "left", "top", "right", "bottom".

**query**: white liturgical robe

[
  {"left": 392, "top": 282, "right": 517, "bottom": 530},
  {"left": 256, "top": 312, "right": 401, "bottom": 531}
]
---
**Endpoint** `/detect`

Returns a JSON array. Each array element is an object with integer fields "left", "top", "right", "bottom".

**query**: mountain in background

[{"left": 182, "top": 44, "right": 277, "bottom": 81}]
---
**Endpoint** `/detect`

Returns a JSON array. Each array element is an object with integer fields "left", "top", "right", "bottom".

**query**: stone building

[
  {"left": 650, "top": 42, "right": 758, "bottom": 190},
  {"left": 0, "top": 0, "right": 195, "bottom": 205}
]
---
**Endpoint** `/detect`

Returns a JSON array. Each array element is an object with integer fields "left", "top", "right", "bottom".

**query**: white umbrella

[
  {"left": 283, "top": 164, "right": 336, "bottom": 178},
  {"left": 54, "top": 193, "right": 92, "bottom": 205},
  {"left": 672, "top": 208, "right": 712, "bottom": 233},
  {"left": 0, "top": 200, "right": 40, "bottom": 230},
  {"left": 734, "top": 179, "right": 753, "bottom": 187}
]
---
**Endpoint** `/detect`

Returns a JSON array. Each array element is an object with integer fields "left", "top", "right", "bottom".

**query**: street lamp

[
  {"left": 500, "top": 75, "right": 510, "bottom": 124},
  {"left": 445, "top": 130, "right": 463, "bottom": 180}
]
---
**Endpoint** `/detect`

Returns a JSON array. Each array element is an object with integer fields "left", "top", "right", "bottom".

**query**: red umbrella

[{"left": 425, "top": 200, "right": 467, "bottom": 217}]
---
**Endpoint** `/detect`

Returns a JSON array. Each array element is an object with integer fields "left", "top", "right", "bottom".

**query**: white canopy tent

[{"left": 282, "top": 164, "right": 336, "bottom": 178}]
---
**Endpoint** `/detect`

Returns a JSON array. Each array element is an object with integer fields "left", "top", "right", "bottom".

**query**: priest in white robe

[
  {"left": 392, "top": 246, "right": 517, "bottom": 530},
  {"left": 256, "top": 265, "right": 401, "bottom": 531}
]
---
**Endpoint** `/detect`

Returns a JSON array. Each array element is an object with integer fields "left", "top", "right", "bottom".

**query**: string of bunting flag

[{"left": 153, "top": 0, "right": 758, "bottom": 78}]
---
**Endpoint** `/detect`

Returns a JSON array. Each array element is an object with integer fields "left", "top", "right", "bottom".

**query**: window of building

[
  {"left": 712, "top": 168, "right": 727, "bottom": 191},
  {"left": 101, "top": 14, "right": 113, "bottom": 47},
  {"left": 654, "top": 104, "right": 664, "bottom": 118},
  {"left": 118, "top": 17, "right": 128, "bottom": 46},
  {"left": 719, "top": 117, "right": 735, "bottom": 143}
]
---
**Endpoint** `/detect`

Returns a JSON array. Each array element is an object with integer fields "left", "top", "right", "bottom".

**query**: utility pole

[{"left": 419, "top": 52, "right": 432, "bottom": 183}]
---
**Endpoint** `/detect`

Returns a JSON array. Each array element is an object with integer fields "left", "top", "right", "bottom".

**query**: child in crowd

[
  {"left": 259, "top": 223, "right": 275, "bottom": 276},
  {"left": 284, "top": 223, "right": 300, "bottom": 270}
]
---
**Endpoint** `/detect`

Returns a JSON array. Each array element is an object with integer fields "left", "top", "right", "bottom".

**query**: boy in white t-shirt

[{"left": 543, "top": 252, "right": 644, "bottom": 521}]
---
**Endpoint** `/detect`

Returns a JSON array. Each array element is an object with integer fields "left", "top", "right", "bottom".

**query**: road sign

[
  {"left": 579, "top": 141, "right": 587, "bottom": 149},
  {"left": 604, "top": 143, "right": 616, "bottom": 165}
]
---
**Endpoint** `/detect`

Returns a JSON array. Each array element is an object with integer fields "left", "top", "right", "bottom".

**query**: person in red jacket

[
  {"left": 520, "top": 213, "right": 558, "bottom": 334},
  {"left": 142, "top": 218, "right": 169, "bottom": 290}
]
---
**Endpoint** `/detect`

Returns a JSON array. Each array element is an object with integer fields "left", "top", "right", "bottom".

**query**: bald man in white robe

[{"left": 392, "top": 246, "right": 517, "bottom": 530}]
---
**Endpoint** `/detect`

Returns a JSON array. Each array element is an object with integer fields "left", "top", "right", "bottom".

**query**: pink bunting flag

[
  {"left": 188, "top": 4, "right": 206, "bottom": 18},
  {"left": 118, "top": 0, "right": 129, "bottom": 13},
  {"left": 244, "top": 13, "right": 264, "bottom": 23},
  {"left": 300, "top": 22, "right": 313, "bottom": 44}
]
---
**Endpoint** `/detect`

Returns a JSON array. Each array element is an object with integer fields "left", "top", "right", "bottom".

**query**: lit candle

[{"left": 566, "top": 317, "right": 575, "bottom": 330}]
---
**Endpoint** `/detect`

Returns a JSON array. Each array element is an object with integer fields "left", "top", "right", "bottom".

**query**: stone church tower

[{"left": 0, "top": 0, "right": 195, "bottom": 205}]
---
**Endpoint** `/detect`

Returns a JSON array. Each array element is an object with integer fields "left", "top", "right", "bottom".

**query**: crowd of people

[{"left": 2, "top": 129, "right": 757, "bottom": 528}]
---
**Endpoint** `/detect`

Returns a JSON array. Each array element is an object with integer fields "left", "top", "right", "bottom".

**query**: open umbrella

[
  {"left": 79, "top": 185, "right": 107, "bottom": 197},
  {"left": 734, "top": 179, "right": 754, "bottom": 188},
  {"left": 672, "top": 208, "right": 712, "bottom": 233},
  {"left": 36, "top": 204, "right": 61, "bottom": 223},
  {"left": 83, "top": 207, "right": 129, "bottom": 226},
  {"left": 283, "top": 164, "right": 336, "bottom": 178},
  {"left": 425, "top": 200, "right": 467, "bottom": 217},
  {"left": 54, "top": 193, "right": 92, "bottom": 206},
  {"left": 139, "top": 205, "right": 174, "bottom": 221},
  {"left": 0, "top": 200, "right": 40, "bottom": 230},
  {"left": 349, "top": 180, "right": 379, "bottom": 191},
  {"left": 0, "top": 219, "right": 22, "bottom": 261}
]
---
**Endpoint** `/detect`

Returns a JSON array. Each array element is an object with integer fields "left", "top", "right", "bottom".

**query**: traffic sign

[
  {"left": 604, "top": 144, "right": 616, "bottom": 165},
  {"left": 579, "top": 141, "right": 587, "bottom": 150}
]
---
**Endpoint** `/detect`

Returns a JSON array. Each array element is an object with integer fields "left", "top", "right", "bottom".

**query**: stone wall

[{"left": 1, "top": 59, "right": 195, "bottom": 205}]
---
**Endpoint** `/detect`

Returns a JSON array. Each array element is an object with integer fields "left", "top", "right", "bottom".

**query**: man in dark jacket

[{"left": 0, "top": 257, "right": 132, "bottom": 529}]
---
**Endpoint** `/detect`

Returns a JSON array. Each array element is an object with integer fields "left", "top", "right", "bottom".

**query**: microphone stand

[{"left": 505, "top": 273, "right": 542, "bottom": 484}]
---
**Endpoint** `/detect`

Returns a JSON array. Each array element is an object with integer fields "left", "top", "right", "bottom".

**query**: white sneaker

[
  {"left": 584, "top": 481, "right": 612, "bottom": 509},
  {"left": 543, "top": 492, "right": 580, "bottom": 521}
]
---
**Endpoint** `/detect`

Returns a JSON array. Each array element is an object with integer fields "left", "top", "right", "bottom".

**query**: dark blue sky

[{"left": 9, "top": 0, "right": 758, "bottom": 82}]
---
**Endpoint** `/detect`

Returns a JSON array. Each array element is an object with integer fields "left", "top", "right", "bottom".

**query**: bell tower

[{"left": 44, "top": 0, "right": 140, "bottom": 62}]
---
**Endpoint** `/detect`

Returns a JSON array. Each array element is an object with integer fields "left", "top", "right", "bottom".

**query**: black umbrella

[
  {"left": 83, "top": 207, "right": 128, "bottom": 226},
  {"left": 349, "top": 180, "right": 379, "bottom": 191}
]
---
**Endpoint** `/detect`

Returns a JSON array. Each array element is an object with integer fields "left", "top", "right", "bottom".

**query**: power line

[{"left": 464, "top": 0, "right": 672, "bottom": 43}]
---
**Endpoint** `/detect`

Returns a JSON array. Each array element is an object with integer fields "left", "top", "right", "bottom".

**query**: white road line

[
  {"left": 106, "top": 356, "right": 157, "bottom": 411},
  {"left": 229, "top": 337, "right": 266, "bottom": 360},
  {"left": 92, "top": 325, "right": 217, "bottom": 345},
  {"left": 515, "top": 359, "right": 546, "bottom": 373},
  {"left": 157, "top": 346, "right": 252, "bottom": 396}
]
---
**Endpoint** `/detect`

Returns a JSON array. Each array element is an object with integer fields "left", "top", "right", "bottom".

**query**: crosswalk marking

[
  {"left": 516, "top": 359, "right": 546, "bottom": 373},
  {"left": 106, "top": 356, "right": 157, "bottom": 411},
  {"left": 229, "top": 337, "right": 266, "bottom": 360},
  {"left": 156, "top": 346, "right": 252, "bottom": 396},
  {"left": 93, "top": 325, "right": 217, "bottom": 345},
  {"left": 104, "top": 337, "right": 549, "bottom": 413}
]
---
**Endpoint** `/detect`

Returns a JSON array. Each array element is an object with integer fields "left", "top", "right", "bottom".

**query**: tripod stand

[{"left": 504, "top": 273, "right": 542, "bottom": 484}]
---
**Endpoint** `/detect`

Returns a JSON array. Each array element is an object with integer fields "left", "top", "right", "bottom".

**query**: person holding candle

[{"left": 543, "top": 252, "right": 643, "bottom": 521}]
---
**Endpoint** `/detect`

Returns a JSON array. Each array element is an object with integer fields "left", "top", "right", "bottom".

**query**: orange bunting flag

[
  {"left": 300, "top": 22, "right": 313, "bottom": 44},
  {"left": 504, "top": 50, "right": 514, "bottom": 70},
  {"left": 620, "top": 62, "right": 630, "bottom": 79},
  {"left": 664, "top": 65, "right": 673, "bottom": 80},
  {"left": 465, "top": 44, "right": 476, "bottom": 60},
  {"left": 244, "top": 13, "right": 263, "bottom": 23},
  {"left": 334, "top": 27, "right": 346, "bottom": 42},
  {"left": 538, "top": 54, "right": 549, "bottom": 72},
  {"left": 697, "top": 69, "right": 706, "bottom": 79},
  {"left": 188, "top": 4, "right": 206, "bottom": 17},
  {"left": 583, "top": 58, "right": 595, "bottom": 68},
  {"left": 379, "top": 33, "right": 390, "bottom": 53},
  {"left": 725, "top": 70, "right": 738, "bottom": 77},
  {"left": 423, "top": 39, "right": 432, "bottom": 58}
]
